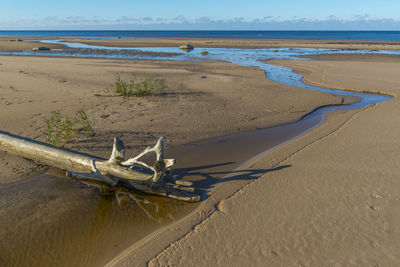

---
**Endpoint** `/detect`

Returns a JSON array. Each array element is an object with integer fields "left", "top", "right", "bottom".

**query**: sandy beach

[
  {"left": 110, "top": 53, "right": 400, "bottom": 266},
  {"left": 0, "top": 38, "right": 399, "bottom": 266}
]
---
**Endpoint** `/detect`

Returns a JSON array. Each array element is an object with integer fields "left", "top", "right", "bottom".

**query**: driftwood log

[{"left": 0, "top": 131, "right": 200, "bottom": 202}]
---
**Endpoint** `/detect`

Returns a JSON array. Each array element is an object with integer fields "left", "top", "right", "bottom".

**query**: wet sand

[{"left": 112, "top": 54, "right": 400, "bottom": 266}]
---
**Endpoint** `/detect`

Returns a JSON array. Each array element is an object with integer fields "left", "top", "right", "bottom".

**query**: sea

[{"left": 1, "top": 30, "right": 400, "bottom": 41}]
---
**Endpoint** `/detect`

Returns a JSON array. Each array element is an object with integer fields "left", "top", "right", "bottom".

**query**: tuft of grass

[
  {"left": 76, "top": 109, "right": 95, "bottom": 137},
  {"left": 9, "top": 85, "right": 17, "bottom": 92},
  {"left": 113, "top": 75, "right": 167, "bottom": 98},
  {"left": 43, "top": 112, "right": 77, "bottom": 147},
  {"left": 43, "top": 109, "right": 95, "bottom": 146},
  {"left": 114, "top": 75, "right": 132, "bottom": 97}
]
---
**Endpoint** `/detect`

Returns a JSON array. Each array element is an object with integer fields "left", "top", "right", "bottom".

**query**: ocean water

[{"left": 1, "top": 30, "right": 400, "bottom": 41}]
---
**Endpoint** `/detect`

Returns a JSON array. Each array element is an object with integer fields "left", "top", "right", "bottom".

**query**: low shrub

[
  {"left": 43, "top": 112, "right": 77, "bottom": 147},
  {"left": 76, "top": 109, "right": 95, "bottom": 137},
  {"left": 43, "top": 109, "right": 95, "bottom": 146},
  {"left": 113, "top": 75, "right": 167, "bottom": 98}
]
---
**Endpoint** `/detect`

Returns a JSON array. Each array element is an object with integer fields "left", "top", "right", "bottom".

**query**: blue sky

[{"left": 1, "top": 0, "right": 400, "bottom": 30}]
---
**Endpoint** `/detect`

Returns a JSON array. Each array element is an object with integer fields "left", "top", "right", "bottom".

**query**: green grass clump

[
  {"left": 76, "top": 109, "right": 95, "bottom": 137},
  {"left": 43, "top": 112, "right": 77, "bottom": 147},
  {"left": 114, "top": 76, "right": 131, "bottom": 97},
  {"left": 43, "top": 109, "right": 95, "bottom": 147},
  {"left": 9, "top": 85, "right": 17, "bottom": 92},
  {"left": 114, "top": 75, "right": 167, "bottom": 98}
]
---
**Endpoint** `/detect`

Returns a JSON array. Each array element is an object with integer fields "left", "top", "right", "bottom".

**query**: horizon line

[{"left": 2, "top": 29, "right": 400, "bottom": 31}]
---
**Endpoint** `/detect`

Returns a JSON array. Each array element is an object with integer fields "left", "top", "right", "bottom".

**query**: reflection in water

[
  {"left": 75, "top": 189, "right": 174, "bottom": 264},
  {"left": 119, "top": 193, "right": 175, "bottom": 222},
  {"left": 79, "top": 191, "right": 114, "bottom": 265},
  {"left": 49, "top": 166, "right": 180, "bottom": 222},
  {"left": 0, "top": 173, "right": 188, "bottom": 267},
  {"left": 80, "top": 178, "right": 176, "bottom": 223}
]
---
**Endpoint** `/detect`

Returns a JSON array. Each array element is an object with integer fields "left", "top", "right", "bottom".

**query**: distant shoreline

[
  {"left": 2, "top": 36, "right": 400, "bottom": 52},
  {"left": 62, "top": 37, "right": 400, "bottom": 50},
  {"left": 1, "top": 30, "right": 400, "bottom": 41}
]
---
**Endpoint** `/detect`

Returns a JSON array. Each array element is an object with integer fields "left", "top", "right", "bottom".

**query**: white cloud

[{"left": 1, "top": 15, "right": 400, "bottom": 30}]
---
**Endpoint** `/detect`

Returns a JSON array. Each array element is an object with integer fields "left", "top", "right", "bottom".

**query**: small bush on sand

[
  {"left": 43, "top": 112, "right": 77, "bottom": 147},
  {"left": 114, "top": 75, "right": 167, "bottom": 98},
  {"left": 43, "top": 109, "right": 95, "bottom": 146},
  {"left": 76, "top": 109, "right": 95, "bottom": 137},
  {"left": 114, "top": 75, "right": 131, "bottom": 97},
  {"left": 9, "top": 85, "right": 17, "bottom": 92}
]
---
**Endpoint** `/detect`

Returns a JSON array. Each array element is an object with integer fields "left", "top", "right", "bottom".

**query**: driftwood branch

[{"left": 0, "top": 131, "right": 200, "bottom": 202}]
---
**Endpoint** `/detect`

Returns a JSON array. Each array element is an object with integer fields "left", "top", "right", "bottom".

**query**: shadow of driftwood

[
  {"left": 173, "top": 162, "right": 291, "bottom": 200},
  {"left": 75, "top": 163, "right": 291, "bottom": 222}
]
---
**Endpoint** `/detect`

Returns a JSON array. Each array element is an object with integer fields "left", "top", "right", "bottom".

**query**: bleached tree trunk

[{"left": 0, "top": 131, "right": 200, "bottom": 202}]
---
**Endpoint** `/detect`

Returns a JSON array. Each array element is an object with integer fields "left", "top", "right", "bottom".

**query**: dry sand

[{"left": 109, "top": 55, "right": 400, "bottom": 266}]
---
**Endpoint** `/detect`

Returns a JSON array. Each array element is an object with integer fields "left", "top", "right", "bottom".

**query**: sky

[{"left": 1, "top": 0, "right": 400, "bottom": 30}]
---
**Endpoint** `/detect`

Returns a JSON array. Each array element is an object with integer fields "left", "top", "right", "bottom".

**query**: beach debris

[
  {"left": 0, "top": 131, "right": 200, "bottom": 202},
  {"left": 200, "top": 51, "right": 209, "bottom": 55},
  {"left": 32, "top": 47, "right": 51, "bottom": 51},
  {"left": 178, "top": 44, "right": 194, "bottom": 51}
]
